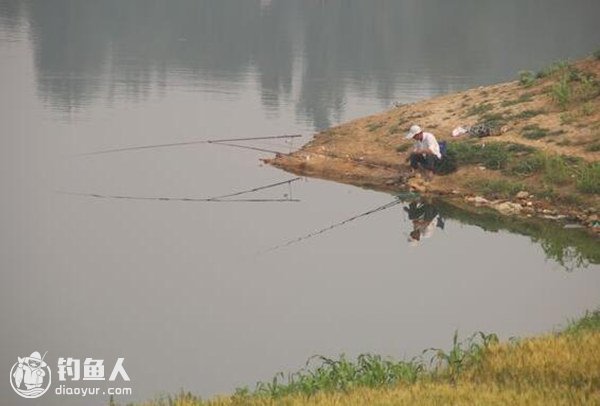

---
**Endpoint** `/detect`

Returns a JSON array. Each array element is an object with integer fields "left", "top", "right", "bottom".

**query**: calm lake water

[{"left": 1, "top": 1, "right": 599, "bottom": 405}]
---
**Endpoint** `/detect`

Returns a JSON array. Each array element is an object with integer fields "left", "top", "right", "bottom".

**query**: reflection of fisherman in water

[
  {"left": 405, "top": 201, "right": 445, "bottom": 244},
  {"left": 13, "top": 351, "right": 47, "bottom": 390}
]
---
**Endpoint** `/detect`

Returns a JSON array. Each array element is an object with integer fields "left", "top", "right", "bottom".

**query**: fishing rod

[
  {"left": 74, "top": 134, "right": 303, "bottom": 157},
  {"left": 74, "top": 132, "right": 397, "bottom": 172},
  {"left": 209, "top": 141, "right": 284, "bottom": 155},
  {"left": 59, "top": 193, "right": 300, "bottom": 203},
  {"left": 58, "top": 177, "right": 302, "bottom": 203},
  {"left": 263, "top": 198, "right": 403, "bottom": 252},
  {"left": 33, "top": 351, "right": 48, "bottom": 372},
  {"left": 206, "top": 177, "right": 300, "bottom": 200}
]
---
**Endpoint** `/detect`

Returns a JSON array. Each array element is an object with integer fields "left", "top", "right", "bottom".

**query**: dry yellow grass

[
  {"left": 466, "top": 331, "right": 600, "bottom": 389},
  {"left": 132, "top": 330, "right": 600, "bottom": 406},
  {"left": 139, "top": 382, "right": 599, "bottom": 406}
]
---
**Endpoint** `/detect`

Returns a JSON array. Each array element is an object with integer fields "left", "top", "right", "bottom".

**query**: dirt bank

[{"left": 267, "top": 57, "right": 600, "bottom": 235}]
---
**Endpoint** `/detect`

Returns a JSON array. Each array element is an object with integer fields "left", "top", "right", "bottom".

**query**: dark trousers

[{"left": 409, "top": 153, "right": 438, "bottom": 171}]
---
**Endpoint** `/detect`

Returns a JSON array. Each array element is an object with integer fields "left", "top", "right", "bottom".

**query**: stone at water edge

[
  {"left": 466, "top": 196, "right": 489, "bottom": 205},
  {"left": 494, "top": 201, "right": 522, "bottom": 215}
]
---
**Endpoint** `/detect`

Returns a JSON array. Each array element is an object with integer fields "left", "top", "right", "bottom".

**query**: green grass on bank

[
  {"left": 437, "top": 140, "right": 600, "bottom": 198},
  {"left": 517, "top": 58, "right": 600, "bottom": 110},
  {"left": 126, "top": 310, "right": 600, "bottom": 406}
]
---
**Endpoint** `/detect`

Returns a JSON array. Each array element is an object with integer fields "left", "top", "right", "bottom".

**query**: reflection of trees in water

[
  {"left": 0, "top": 0, "right": 24, "bottom": 32},
  {"left": 1, "top": 1, "right": 600, "bottom": 127},
  {"left": 429, "top": 200, "right": 600, "bottom": 271}
]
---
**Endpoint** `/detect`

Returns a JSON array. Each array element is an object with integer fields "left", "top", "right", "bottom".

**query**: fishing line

[
  {"left": 74, "top": 134, "right": 302, "bottom": 157},
  {"left": 205, "top": 177, "right": 301, "bottom": 200},
  {"left": 263, "top": 198, "right": 403, "bottom": 252},
  {"left": 58, "top": 177, "right": 302, "bottom": 203},
  {"left": 208, "top": 141, "right": 284, "bottom": 155}
]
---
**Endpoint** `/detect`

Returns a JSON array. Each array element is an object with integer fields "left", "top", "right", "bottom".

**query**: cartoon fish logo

[{"left": 10, "top": 351, "right": 52, "bottom": 399}]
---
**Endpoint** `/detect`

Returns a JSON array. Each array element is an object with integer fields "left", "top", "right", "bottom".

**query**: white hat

[{"left": 405, "top": 125, "right": 422, "bottom": 139}]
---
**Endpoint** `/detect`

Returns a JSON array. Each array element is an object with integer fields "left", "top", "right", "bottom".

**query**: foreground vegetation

[{"left": 128, "top": 310, "right": 600, "bottom": 406}]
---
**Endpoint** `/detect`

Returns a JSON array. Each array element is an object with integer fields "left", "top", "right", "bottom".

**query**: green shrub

[
  {"left": 560, "top": 113, "right": 575, "bottom": 125},
  {"left": 501, "top": 93, "right": 534, "bottom": 107},
  {"left": 521, "top": 124, "right": 550, "bottom": 140},
  {"left": 542, "top": 155, "right": 571, "bottom": 185},
  {"left": 580, "top": 102, "right": 595, "bottom": 116},
  {"left": 466, "top": 103, "right": 494, "bottom": 117},
  {"left": 518, "top": 71, "right": 536, "bottom": 87},
  {"left": 509, "top": 153, "right": 544, "bottom": 176},
  {"left": 449, "top": 141, "right": 511, "bottom": 170},
  {"left": 576, "top": 75, "right": 600, "bottom": 101},
  {"left": 577, "top": 163, "right": 600, "bottom": 194},
  {"left": 445, "top": 141, "right": 538, "bottom": 174},
  {"left": 469, "top": 179, "right": 524, "bottom": 198},
  {"left": 366, "top": 122, "right": 384, "bottom": 132},
  {"left": 513, "top": 109, "right": 546, "bottom": 119},
  {"left": 551, "top": 74, "right": 571, "bottom": 109},
  {"left": 564, "top": 309, "right": 600, "bottom": 334},
  {"left": 536, "top": 60, "right": 570, "bottom": 78}
]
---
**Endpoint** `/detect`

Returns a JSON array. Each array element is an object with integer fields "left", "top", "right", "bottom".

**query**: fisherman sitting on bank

[{"left": 405, "top": 125, "right": 442, "bottom": 178}]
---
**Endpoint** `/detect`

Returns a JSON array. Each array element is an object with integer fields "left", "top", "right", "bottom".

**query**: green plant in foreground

[
  {"left": 247, "top": 353, "right": 424, "bottom": 398},
  {"left": 551, "top": 74, "right": 571, "bottom": 109},
  {"left": 239, "top": 331, "right": 503, "bottom": 399},
  {"left": 127, "top": 309, "right": 600, "bottom": 405},
  {"left": 425, "top": 331, "right": 499, "bottom": 384}
]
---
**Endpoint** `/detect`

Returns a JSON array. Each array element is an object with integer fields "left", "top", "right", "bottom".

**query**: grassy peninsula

[{"left": 268, "top": 55, "right": 600, "bottom": 236}]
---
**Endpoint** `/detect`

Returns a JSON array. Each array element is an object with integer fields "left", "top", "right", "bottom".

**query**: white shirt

[{"left": 414, "top": 132, "right": 441, "bottom": 159}]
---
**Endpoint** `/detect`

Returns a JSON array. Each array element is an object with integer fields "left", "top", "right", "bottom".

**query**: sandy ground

[{"left": 267, "top": 58, "right": 600, "bottom": 234}]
